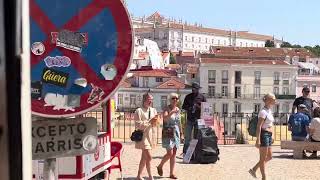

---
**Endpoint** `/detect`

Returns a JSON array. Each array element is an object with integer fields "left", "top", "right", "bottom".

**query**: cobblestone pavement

[{"left": 109, "top": 142, "right": 319, "bottom": 180}]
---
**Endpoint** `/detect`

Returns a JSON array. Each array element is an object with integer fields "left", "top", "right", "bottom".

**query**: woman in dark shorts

[{"left": 249, "top": 93, "right": 276, "bottom": 180}]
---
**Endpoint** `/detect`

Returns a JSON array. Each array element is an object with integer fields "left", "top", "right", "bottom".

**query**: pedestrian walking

[
  {"left": 157, "top": 93, "right": 183, "bottom": 179},
  {"left": 249, "top": 93, "right": 276, "bottom": 180},
  {"left": 134, "top": 93, "right": 159, "bottom": 180}
]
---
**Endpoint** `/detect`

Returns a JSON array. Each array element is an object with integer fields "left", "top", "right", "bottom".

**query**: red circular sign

[{"left": 30, "top": 0, "right": 133, "bottom": 117}]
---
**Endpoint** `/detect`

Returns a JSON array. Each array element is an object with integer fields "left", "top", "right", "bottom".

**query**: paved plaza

[{"left": 109, "top": 142, "right": 319, "bottom": 180}]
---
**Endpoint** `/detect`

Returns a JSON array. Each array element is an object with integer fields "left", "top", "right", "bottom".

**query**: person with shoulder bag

[
  {"left": 157, "top": 93, "right": 183, "bottom": 179},
  {"left": 134, "top": 92, "right": 159, "bottom": 180},
  {"left": 249, "top": 93, "right": 276, "bottom": 180}
]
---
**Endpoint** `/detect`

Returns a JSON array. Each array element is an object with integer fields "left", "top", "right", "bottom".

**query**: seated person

[
  {"left": 288, "top": 104, "right": 310, "bottom": 141},
  {"left": 309, "top": 107, "right": 320, "bottom": 158}
]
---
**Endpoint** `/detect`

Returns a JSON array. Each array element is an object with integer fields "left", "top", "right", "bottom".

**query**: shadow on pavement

[
  {"left": 272, "top": 150, "right": 292, "bottom": 153},
  {"left": 152, "top": 156, "right": 163, "bottom": 159},
  {"left": 118, "top": 176, "right": 163, "bottom": 180},
  {"left": 273, "top": 154, "right": 320, "bottom": 160}
]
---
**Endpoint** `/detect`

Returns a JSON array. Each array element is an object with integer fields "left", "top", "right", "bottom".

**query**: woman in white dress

[{"left": 135, "top": 93, "right": 158, "bottom": 180}]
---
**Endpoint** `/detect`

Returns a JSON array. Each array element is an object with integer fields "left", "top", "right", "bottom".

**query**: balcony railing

[
  {"left": 275, "top": 94, "right": 296, "bottom": 99},
  {"left": 206, "top": 93, "right": 296, "bottom": 100},
  {"left": 222, "top": 79, "right": 228, "bottom": 84},
  {"left": 283, "top": 80, "right": 289, "bottom": 85},
  {"left": 208, "top": 78, "right": 216, "bottom": 83},
  {"left": 116, "top": 105, "right": 138, "bottom": 112},
  {"left": 235, "top": 79, "right": 241, "bottom": 84},
  {"left": 274, "top": 80, "right": 280, "bottom": 85}
]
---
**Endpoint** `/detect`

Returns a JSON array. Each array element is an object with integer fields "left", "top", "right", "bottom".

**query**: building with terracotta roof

[
  {"left": 202, "top": 46, "right": 316, "bottom": 61},
  {"left": 114, "top": 69, "right": 191, "bottom": 112},
  {"left": 133, "top": 12, "right": 282, "bottom": 52}
]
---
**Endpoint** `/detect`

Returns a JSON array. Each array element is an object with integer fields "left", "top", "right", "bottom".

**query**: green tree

[
  {"left": 281, "top": 41, "right": 292, "bottom": 48},
  {"left": 169, "top": 52, "right": 176, "bottom": 64},
  {"left": 312, "top": 45, "right": 320, "bottom": 57},
  {"left": 265, "top": 40, "right": 275, "bottom": 47},
  {"left": 292, "top": 44, "right": 302, "bottom": 48},
  {"left": 304, "top": 45, "right": 320, "bottom": 57}
]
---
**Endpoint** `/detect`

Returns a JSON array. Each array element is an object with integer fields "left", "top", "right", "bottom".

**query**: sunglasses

[
  {"left": 304, "top": 91, "right": 310, "bottom": 93},
  {"left": 171, "top": 97, "right": 179, "bottom": 100}
]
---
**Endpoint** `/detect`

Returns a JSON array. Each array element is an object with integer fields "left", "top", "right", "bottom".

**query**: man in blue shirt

[{"left": 288, "top": 104, "right": 310, "bottom": 141}]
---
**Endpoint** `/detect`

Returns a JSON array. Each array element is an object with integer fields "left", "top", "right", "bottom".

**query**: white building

[
  {"left": 133, "top": 12, "right": 282, "bottom": 52},
  {"left": 296, "top": 62, "right": 320, "bottom": 102},
  {"left": 307, "top": 57, "right": 320, "bottom": 69},
  {"left": 131, "top": 37, "right": 165, "bottom": 69},
  {"left": 199, "top": 58, "right": 298, "bottom": 135},
  {"left": 199, "top": 58, "right": 298, "bottom": 115},
  {"left": 115, "top": 69, "right": 192, "bottom": 112}
]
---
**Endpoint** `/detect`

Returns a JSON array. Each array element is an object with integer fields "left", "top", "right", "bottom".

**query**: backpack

[
  {"left": 194, "top": 127, "right": 220, "bottom": 164},
  {"left": 248, "top": 114, "right": 259, "bottom": 137}
]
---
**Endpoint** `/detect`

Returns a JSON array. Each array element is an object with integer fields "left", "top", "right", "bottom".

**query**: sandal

[
  {"left": 157, "top": 166, "right": 163, "bottom": 176},
  {"left": 169, "top": 174, "right": 178, "bottom": 179},
  {"left": 248, "top": 169, "right": 257, "bottom": 178}
]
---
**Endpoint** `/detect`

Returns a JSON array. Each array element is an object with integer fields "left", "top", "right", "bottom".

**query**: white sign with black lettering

[
  {"left": 32, "top": 117, "right": 97, "bottom": 160},
  {"left": 183, "top": 139, "right": 198, "bottom": 163}
]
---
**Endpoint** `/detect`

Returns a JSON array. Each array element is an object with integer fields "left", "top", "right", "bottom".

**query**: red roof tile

[
  {"left": 138, "top": 52, "right": 149, "bottom": 59},
  {"left": 156, "top": 78, "right": 186, "bottom": 89},
  {"left": 119, "top": 79, "right": 132, "bottom": 88},
  {"left": 170, "top": 51, "right": 194, "bottom": 57},
  {"left": 146, "top": 11, "right": 164, "bottom": 21},
  {"left": 130, "top": 69, "right": 177, "bottom": 77},
  {"left": 166, "top": 64, "right": 181, "bottom": 69},
  {"left": 176, "top": 56, "right": 197, "bottom": 65},
  {"left": 204, "top": 47, "right": 316, "bottom": 59},
  {"left": 201, "top": 58, "right": 290, "bottom": 65}
]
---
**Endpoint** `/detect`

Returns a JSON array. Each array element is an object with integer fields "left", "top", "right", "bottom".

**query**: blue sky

[{"left": 126, "top": 0, "right": 320, "bottom": 46}]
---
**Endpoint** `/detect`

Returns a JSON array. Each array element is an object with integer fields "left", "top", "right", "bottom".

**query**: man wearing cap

[
  {"left": 182, "top": 82, "right": 206, "bottom": 155},
  {"left": 292, "top": 87, "right": 313, "bottom": 118},
  {"left": 288, "top": 104, "right": 310, "bottom": 141}
]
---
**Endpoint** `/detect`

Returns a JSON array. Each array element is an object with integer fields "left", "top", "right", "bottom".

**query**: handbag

[
  {"left": 162, "top": 127, "right": 175, "bottom": 139},
  {"left": 130, "top": 129, "right": 144, "bottom": 142},
  {"left": 131, "top": 108, "right": 151, "bottom": 142}
]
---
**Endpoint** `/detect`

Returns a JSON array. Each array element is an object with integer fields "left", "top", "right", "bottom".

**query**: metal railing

[
  {"left": 206, "top": 93, "right": 296, "bottom": 100},
  {"left": 82, "top": 107, "right": 294, "bottom": 145},
  {"left": 254, "top": 79, "right": 261, "bottom": 85},
  {"left": 222, "top": 79, "right": 228, "bottom": 84},
  {"left": 218, "top": 112, "right": 291, "bottom": 144}
]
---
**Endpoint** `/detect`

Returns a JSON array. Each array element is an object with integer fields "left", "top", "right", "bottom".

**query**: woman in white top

[
  {"left": 134, "top": 93, "right": 158, "bottom": 180},
  {"left": 249, "top": 93, "right": 276, "bottom": 180},
  {"left": 309, "top": 107, "right": 320, "bottom": 158}
]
